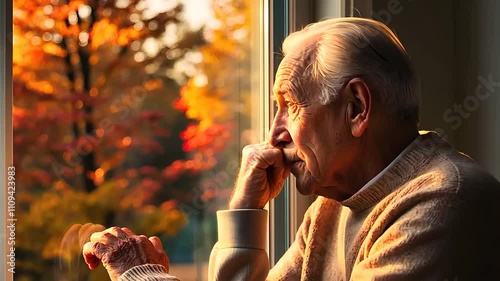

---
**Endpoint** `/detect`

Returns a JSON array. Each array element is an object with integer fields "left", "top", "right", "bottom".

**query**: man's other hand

[
  {"left": 230, "top": 142, "right": 292, "bottom": 209},
  {"left": 82, "top": 226, "right": 169, "bottom": 281}
]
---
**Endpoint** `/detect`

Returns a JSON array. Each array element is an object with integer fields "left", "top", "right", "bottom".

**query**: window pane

[{"left": 12, "top": 0, "right": 265, "bottom": 280}]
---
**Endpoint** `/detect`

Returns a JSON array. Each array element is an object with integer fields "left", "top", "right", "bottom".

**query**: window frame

[{"left": 1, "top": 0, "right": 13, "bottom": 280}]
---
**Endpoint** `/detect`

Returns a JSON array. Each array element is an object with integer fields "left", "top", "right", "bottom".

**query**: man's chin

[
  {"left": 290, "top": 162, "right": 318, "bottom": 195},
  {"left": 293, "top": 176, "right": 316, "bottom": 196},
  {"left": 295, "top": 185, "right": 314, "bottom": 196}
]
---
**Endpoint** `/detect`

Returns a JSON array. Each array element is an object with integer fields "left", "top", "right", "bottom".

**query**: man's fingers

[
  {"left": 121, "top": 227, "right": 136, "bottom": 237},
  {"left": 82, "top": 241, "right": 107, "bottom": 270},
  {"left": 90, "top": 231, "right": 119, "bottom": 245},
  {"left": 149, "top": 236, "right": 169, "bottom": 271},
  {"left": 102, "top": 232, "right": 120, "bottom": 244},
  {"left": 107, "top": 226, "right": 129, "bottom": 239},
  {"left": 149, "top": 236, "right": 163, "bottom": 251},
  {"left": 245, "top": 145, "right": 285, "bottom": 170},
  {"left": 90, "top": 231, "right": 105, "bottom": 243},
  {"left": 89, "top": 226, "right": 131, "bottom": 244}
]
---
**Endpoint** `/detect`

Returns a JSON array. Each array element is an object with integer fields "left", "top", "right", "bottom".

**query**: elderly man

[{"left": 83, "top": 18, "right": 500, "bottom": 281}]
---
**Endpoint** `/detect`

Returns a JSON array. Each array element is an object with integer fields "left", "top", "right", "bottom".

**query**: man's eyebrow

[
  {"left": 273, "top": 82, "right": 298, "bottom": 100},
  {"left": 275, "top": 83, "right": 291, "bottom": 95},
  {"left": 270, "top": 91, "right": 282, "bottom": 102},
  {"left": 272, "top": 83, "right": 284, "bottom": 98},
  {"left": 280, "top": 87, "right": 299, "bottom": 100}
]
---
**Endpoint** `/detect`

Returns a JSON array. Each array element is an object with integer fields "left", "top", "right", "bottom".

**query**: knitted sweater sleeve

[
  {"left": 119, "top": 264, "right": 180, "bottom": 281},
  {"left": 210, "top": 205, "right": 316, "bottom": 281}
]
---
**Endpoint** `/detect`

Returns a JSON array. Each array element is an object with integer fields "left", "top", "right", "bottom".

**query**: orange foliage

[
  {"left": 177, "top": 79, "right": 229, "bottom": 128},
  {"left": 174, "top": 0, "right": 254, "bottom": 173},
  {"left": 13, "top": 0, "right": 202, "bottom": 279}
]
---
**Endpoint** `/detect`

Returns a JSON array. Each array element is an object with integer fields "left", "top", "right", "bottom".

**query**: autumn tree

[{"left": 12, "top": 0, "right": 210, "bottom": 280}]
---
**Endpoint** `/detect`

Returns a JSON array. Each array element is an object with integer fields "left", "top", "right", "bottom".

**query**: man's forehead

[
  {"left": 282, "top": 29, "right": 320, "bottom": 57},
  {"left": 273, "top": 31, "right": 319, "bottom": 96}
]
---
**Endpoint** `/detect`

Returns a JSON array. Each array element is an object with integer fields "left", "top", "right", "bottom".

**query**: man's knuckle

[
  {"left": 110, "top": 226, "right": 121, "bottom": 232},
  {"left": 92, "top": 242, "right": 106, "bottom": 255},
  {"left": 242, "top": 145, "right": 254, "bottom": 155},
  {"left": 90, "top": 232, "right": 102, "bottom": 241},
  {"left": 137, "top": 235, "right": 149, "bottom": 242}
]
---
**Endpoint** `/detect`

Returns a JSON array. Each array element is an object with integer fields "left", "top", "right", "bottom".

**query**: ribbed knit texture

[{"left": 119, "top": 264, "right": 179, "bottom": 281}]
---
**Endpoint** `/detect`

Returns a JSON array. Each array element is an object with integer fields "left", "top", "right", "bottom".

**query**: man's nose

[{"left": 268, "top": 113, "right": 292, "bottom": 147}]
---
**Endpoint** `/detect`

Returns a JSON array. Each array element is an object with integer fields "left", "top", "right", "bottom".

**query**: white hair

[{"left": 283, "top": 18, "right": 420, "bottom": 123}]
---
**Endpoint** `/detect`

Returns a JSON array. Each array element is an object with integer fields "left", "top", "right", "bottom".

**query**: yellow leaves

[
  {"left": 90, "top": 18, "right": 118, "bottom": 50},
  {"left": 42, "top": 42, "right": 67, "bottom": 57},
  {"left": 179, "top": 79, "right": 229, "bottom": 129},
  {"left": 25, "top": 80, "right": 55, "bottom": 94},
  {"left": 53, "top": 180, "right": 71, "bottom": 191},
  {"left": 12, "top": 28, "right": 51, "bottom": 68},
  {"left": 175, "top": 0, "right": 252, "bottom": 134},
  {"left": 198, "top": 45, "right": 220, "bottom": 64},
  {"left": 12, "top": 26, "right": 28, "bottom": 64},
  {"left": 91, "top": 19, "right": 144, "bottom": 49},
  {"left": 60, "top": 24, "right": 81, "bottom": 37},
  {"left": 15, "top": 184, "right": 121, "bottom": 260},
  {"left": 117, "top": 26, "right": 143, "bottom": 46},
  {"left": 133, "top": 206, "right": 188, "bottom": 237}
]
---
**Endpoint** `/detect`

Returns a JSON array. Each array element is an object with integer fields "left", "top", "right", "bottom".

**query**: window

[
  {"left": 10, "top": 0, "right": 269, "bottom": 280},
  {"left": 4, "top": 0, "right": 347, "bottom": 279}
]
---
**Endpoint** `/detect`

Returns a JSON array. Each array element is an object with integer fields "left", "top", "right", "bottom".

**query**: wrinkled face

[{"left": 269, "top": 36, "right": 354, "bottom": 199}]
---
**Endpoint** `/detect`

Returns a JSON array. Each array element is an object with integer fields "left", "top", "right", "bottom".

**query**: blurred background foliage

[{"left": 13, "top": 0, "right": 256, "bottom": 280}]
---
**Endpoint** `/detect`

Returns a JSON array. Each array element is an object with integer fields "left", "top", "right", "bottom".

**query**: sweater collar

[{"left": 340, "top": 131, "right": 447, "bottom": 212}]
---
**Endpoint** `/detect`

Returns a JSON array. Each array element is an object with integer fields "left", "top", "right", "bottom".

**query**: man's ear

[{"left": 345, "top": 78, "right": 371, "bottom": 137}]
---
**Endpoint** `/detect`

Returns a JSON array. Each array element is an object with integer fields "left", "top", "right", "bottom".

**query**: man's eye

[{"left": 286, "top": 101, "right": 299, "bottom": 113}]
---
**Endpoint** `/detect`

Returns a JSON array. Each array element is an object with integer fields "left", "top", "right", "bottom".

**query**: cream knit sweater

[{"left": 121, "top": 132, "right": 500, "bottom": 281}]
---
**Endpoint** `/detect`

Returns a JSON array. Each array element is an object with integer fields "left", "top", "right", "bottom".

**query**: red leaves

[
  {"left": 180, "top": 123, "right": 232, "bottom": 152},
  {"left": 172, "top": 98, "right": 188, "bottom": 112},
  {"left": 161, "top": 160, "right": 187, "bottom": 181}
]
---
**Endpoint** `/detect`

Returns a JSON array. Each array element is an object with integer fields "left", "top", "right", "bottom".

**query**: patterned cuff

[{"left": 119, "top": 264, "right": 180, "bottom": 281}]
